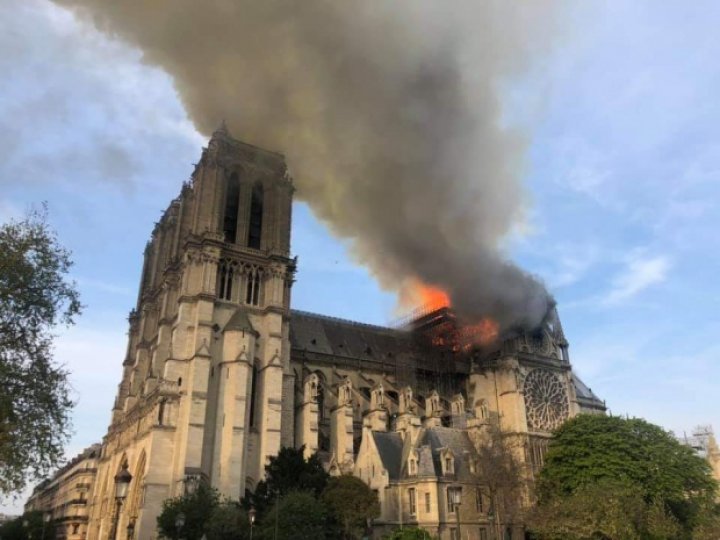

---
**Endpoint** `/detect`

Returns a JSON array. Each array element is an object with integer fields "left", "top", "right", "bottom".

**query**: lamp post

[
  {"left": 109, "top": 463, "right": 133, "bottom": 540},
  {"left": 248, "top": 507, "right": 257, "bottom": 540},
  {"left": 451, "top": 488, "right": 462, "bottom": 540},
  {"left": 175, "top": 511, "right": 186, "bottom": 540},
  {"left": 41, "top": 512, "right": 51, "bottom": 540},
  {"left": 487, "top": 499, "right": 500, "bottom": 540}
]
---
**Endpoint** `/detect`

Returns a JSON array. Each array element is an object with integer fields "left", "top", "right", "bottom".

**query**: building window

[
  {"left": 408, "top": 488, "right": 416, "bottom": 516},
  {"left": 479, "top": 528, "right": 488, "bottom": 540},
  {"left": 223, "top": 173, "right": 240, "bottom": 243},
  {"left": 450, "top": 527, "right": 459, "bottom": 540},
  {"left": 249, "top": 364, "right": 258, "bottom": 428},
  {"left": 245, "top": 270, "right": 261, "bottom": 306},
  {"left": 317, "top": 383, "right": 325, "bottom": 420},
  {"left": 425, "top": 492, "right": 431, "bottom": 513},
  {"left": 409, "top": 459, "right": 417, "bottom": 475},
  {"left": 72, "top": 524, "right": 80, "bottom": 535},
  {"left": 158, "top": 399, "right": 166, "bottom": 426},
  {"left": 248, "top": 181, "right": 264, "bottom": 249},
  {"left": 447, "top": 486, "right": 461, "bottom": 513},
  {"left": 476, "top": 488, "right": 483, "bottom": 513},
  {"left": 217, "top": 261, "right": 234, "bottom": 301}
]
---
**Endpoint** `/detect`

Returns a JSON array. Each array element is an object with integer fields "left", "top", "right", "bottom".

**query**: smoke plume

[{"left": 54, "top": 0, "right": 559, "bottom": 331}]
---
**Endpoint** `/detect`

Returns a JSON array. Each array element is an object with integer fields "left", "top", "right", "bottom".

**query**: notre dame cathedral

[{"left": 86, "top": 125, "right": 605, "bottom": 539}]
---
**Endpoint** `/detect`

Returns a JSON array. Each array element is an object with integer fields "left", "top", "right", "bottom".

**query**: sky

[{"left": 2, "top": 0, "right": 719, "bottom": 513}]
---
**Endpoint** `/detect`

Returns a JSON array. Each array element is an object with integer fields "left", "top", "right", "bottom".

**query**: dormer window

[
  {"left": 440, "top": 448, "right": 455, "bottom": 475},
  {"left": 408, "top": 450, "right": 419, "bottom": 476}
]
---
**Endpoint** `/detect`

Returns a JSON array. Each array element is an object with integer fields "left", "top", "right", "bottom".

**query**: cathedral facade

[{"left": 86, "top": 127, "right": 605, "bottom": 540}]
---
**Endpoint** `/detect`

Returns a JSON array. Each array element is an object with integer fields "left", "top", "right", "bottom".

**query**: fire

[
  {"left": 416, "top": 283, "right": 450, "bottom": 311},
  {"left": 457, "top": 318, "right": 499, "bottom": 349},
  {"left": 407, "top": 280, "right": 499, "bottom": 349}
]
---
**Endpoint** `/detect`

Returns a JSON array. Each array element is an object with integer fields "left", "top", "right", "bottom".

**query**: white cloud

[{"left": 604, "top": 253, "right": 671, "bottom": 305}]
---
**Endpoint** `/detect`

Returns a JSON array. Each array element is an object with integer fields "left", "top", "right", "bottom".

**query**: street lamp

[
  {"left": 126, "top": 519, "right": 135, "bottom": 539},
  {"left": 487, "top": 500, "right": 500, "bottom": 540},
  {"left": 109, "top": 463, "right": 133, "bottom": 540},
  {"left": 450, "top": 488, "right": 462, "bottom": 540},
  {"left": 42, "top": 512, "right": 51, "bottom": 540},
  {"left": 175, "top": 511, "right": 186, "bottom": 540},
  {"left": 248, "top": 506, "right": 257, "bottom": 540}
]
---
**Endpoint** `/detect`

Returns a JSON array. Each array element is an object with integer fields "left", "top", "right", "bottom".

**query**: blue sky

[{"left": 2, "top": 0, "right": 719, "bottom": 511}]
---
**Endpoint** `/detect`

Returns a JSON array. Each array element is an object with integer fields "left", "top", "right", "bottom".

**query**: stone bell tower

[
  {"left": 90, "top": 124, "right": 296, "bottom": 540},
  {"left": 191, "top": 122, "right": 297, "bottom": 499}
]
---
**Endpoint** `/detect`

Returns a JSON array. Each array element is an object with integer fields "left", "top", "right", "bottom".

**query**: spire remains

[{"left": 212, "top": 119, "right": 230, "bottom": 139}]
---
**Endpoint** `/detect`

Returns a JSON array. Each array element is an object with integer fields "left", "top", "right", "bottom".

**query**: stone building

[
  {"left": 24, "top": 444, "right": 101, "bottom": 540},
  {"left": 679, "top": 426, "right": 720, "bottom": 483},
  {"left": 85, "top": 126, "right": 604, "bottom": 539}
]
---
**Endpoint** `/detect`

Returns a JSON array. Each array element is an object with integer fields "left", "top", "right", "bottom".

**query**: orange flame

[
  {"left": 407, "top": 280, "right": 499, "bottom": 349},
  {"left": 416, "top": 283, "right": 450, "bottom": 311},
  {"left": 458, "top": 318, "right": 499, "bottom": 349}
]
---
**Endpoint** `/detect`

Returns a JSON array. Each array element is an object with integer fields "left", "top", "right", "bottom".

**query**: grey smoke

[{"left": 54, "top": 0, "right": 559, "bottom": 331}]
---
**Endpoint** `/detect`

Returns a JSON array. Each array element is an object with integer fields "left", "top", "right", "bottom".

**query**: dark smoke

[{"left": 54, "top": 0, "right": 559, "bottom": 331}]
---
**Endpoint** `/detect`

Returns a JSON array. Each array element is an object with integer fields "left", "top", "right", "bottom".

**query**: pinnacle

[{"left": 212, "top": 119, "right": 230, "bottom": 138}]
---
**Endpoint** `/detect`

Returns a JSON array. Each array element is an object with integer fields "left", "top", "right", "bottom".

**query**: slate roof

[
  {"left": 372, "top": 427, "right": 480, "bottom": 481},
  {"left": 224, "top": 308, "right": 258, "bottom": 335},
  {"left": 290, "top": 310, "right": 605, "bottom": 412},
  {"left": 372, "top": 431, "right": 404, "bottom": 480},
  {"left": 420, "top": 427, "right": 478, "bottom": 481},
  {"left": 290, "top": 310, "right": 413, "bottom": 359},
  {"left": 572, "top": 373, "right": 604, "bottom": 407}
]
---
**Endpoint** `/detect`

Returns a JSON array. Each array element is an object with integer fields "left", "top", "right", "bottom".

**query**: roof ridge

[{"left": 290, "top": 309, "right": 404, "bottom": 333}]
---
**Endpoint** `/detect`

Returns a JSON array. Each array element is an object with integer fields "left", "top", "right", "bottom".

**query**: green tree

[
  {"left": 691, "top": 501, "right": 720, "bottom": 540},
  {"left": 256, "top": 491, "right": 328, "bottom": 540},
  {"left": 246, "top": 446, "right": 329, "bottom": 517},
  {"left": 384, "top": 526, "right": 435, "bottom": 540},
  {"left": 206, "top": 501, "right": 251, "bottom": 540},
  {"left": 529, "top": 479, "right": 680, "bottom": 539},
  {"left": 321, "top": 475, "right": 380, "bottom": 540},
  {"left": 0, "top": 510, "right": 56, "bottom": 540},
  {"left": 474, "top": 420, "right": 525, "bottom": 538},
  {"left": 0, "top": 206, "right": 81, "bottom": 494},
  {"left": 157, "top": 482, "right": 220, "bottom": 539},
  {"left": 535, "top": 415, "right": 718, "bottom": 538}
]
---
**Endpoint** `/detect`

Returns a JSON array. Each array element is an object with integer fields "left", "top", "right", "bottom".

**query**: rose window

[{"left": 523, "top": 369, "right": 569, "bottom": 432}]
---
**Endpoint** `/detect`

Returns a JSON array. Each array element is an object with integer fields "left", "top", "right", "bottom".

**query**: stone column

[
  {"left": 295, "top": 373, "right": 320, "bottom": 459},
  {"left": 363, "top": 383, "right": 388, "bottom": 432},
  {"left": 212, "top": 320, "right": 256, "bottom": 499},
  {"left": 331, "top": 378, "right": 355, "bottom": 472}
]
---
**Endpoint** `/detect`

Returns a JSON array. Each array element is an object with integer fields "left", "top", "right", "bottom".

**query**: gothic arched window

[
  {"left": 223, "top": 173, "right": 240, "bottom": 243},
  {"left": 249, "top": 363, "right": 258, "bottom": 428},
  {"left": 248, "top": 181, "right": 264, "bottom": 249},
  {"left": 245, "top": 269, "right": 261, "bottom": 306},
  {"left": 317, "top": 383, "right": 325, "bottom": 420},
  {"left": 217, "top": 261, "right": 234, "bottom": 301}
]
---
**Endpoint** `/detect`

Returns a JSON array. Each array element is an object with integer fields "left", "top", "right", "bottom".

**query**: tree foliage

[
  {"left": 0, "top": 206, "right": 81, "bottom": 494},
  {"left": 256, "top": 491, "right": 328, "bottom": 540},
  {"left": 206, "top": 501, "right": 251, "bottom": 540},
  {"left": 157, "top": 482, "right": 220, "bottom": 539},
  {"left": 383, "top": 526, "right": 435, "bottom": 540},
  {"left": 245, "top": 446, "right": 329, "bottom": 517},
  {"left": 535, "top": 414, "right": 718, "bottom": 538},
  {"left": 529, "top": 479, "right": 680, "bottom": 539},
  {"left": 321, "top": 474, "right": 380, "bottom": 539},
  {"left": 473, "top": 420, "right": 525, "bottom": 536},
  {"left": 0, "top": 510, "right": 56, "bottom": 540}
]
